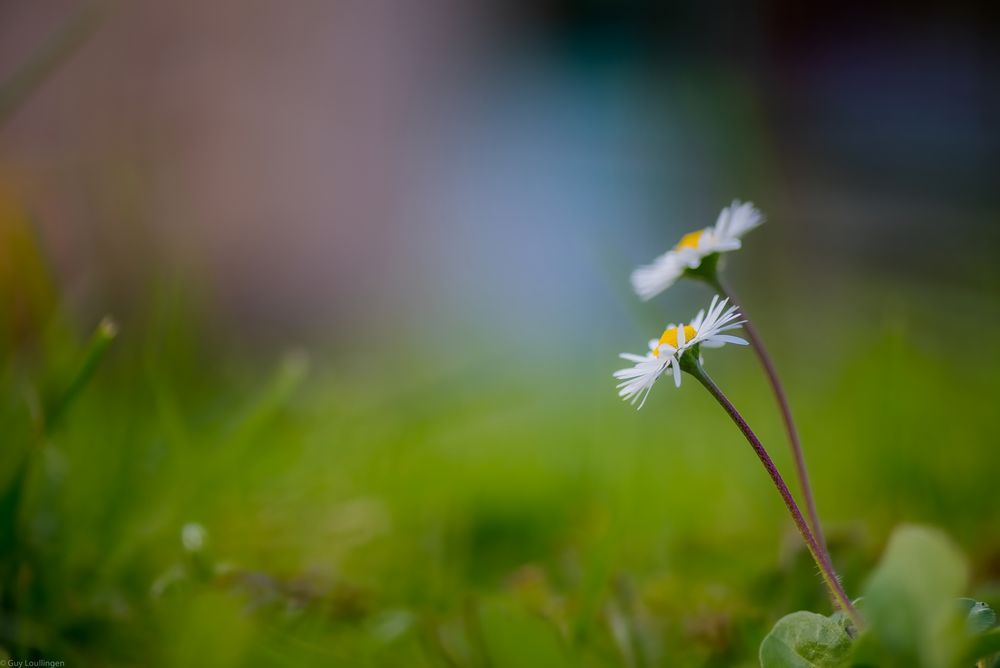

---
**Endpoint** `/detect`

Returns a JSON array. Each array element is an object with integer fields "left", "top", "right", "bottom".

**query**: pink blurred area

[
  {"left": 0, "top": 0, "right": 515, "bottom": 339},
  {"left": 2, "top": 2, "right": 996, "bottom": 349}
]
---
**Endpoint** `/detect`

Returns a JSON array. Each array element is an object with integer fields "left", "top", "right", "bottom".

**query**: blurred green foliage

[
  {"left": 1, "top": 195, "right": 999, "bottom": 667},
  {"left": 761, "top": 526, "right": 999, "bottom": 667}
]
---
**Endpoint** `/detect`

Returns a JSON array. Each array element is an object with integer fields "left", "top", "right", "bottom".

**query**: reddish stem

[
  {"left": 683, "top": 357, "right": 861, "bottom": 627},
  {"left": 709, "top": 275, "right": 827, "bottom": 554}
]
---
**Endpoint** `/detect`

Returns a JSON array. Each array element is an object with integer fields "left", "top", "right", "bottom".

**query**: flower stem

[
  {"left": 681, "top": 355, "right": 862, "bottom": 628},
  {"left": 698, "top": 269, "right": 827, "bottom": 554}
]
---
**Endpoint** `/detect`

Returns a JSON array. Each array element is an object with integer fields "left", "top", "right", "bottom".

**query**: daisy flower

[
  {"left": 631, "top": 200, "right": 764, "bottom": 300},
  {"left": 613, "top": 296, "right": 747, "bottom": 408}
]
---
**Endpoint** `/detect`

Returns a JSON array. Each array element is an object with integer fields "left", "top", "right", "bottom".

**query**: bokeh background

[{"left": 1, "top": 1, "right": 998, "bottom": 666}]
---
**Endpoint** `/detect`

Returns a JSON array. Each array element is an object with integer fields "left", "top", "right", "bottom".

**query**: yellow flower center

[
  {"left": 652, "top": 325, "right": 697, "bottom": 357},
  {"left": 675, "top": 230, "right": 704, "bottom": 251}
]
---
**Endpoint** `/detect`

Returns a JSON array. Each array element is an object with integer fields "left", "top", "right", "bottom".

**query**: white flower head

[
  {"left": 631, "top": 200, "right": 764, "bottom": 300},
  {"left": 181, "top": 522, "right": 207, "bottom": 553},
  {"left": 613, "top": 295, "right": 748, "bottom": 408}
]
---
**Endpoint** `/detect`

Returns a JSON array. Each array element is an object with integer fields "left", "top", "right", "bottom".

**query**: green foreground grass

[{"left": 2, "top": 261, "right": 999, "bottom": 666}]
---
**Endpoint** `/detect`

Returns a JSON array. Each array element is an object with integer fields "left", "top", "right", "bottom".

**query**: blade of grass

[
  {"left": 223, "top": 350, "right": 310, "bottom": 447},
  {"left": 44, "top": 316, "right": 117, "bottom": 432},
  {"left": 0, "top": 1, "right": 111, "bottom": 129}
]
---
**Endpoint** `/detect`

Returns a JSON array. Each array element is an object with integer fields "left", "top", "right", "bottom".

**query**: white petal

[
  {"left": 630, "top": 251, "right": 685, "bottom": 301},
  {"left": 713, "top": 200, "right": 764, "bottom": 243},
  {"left": 708, "top": 334, "right": 749, "bottom": 346}
]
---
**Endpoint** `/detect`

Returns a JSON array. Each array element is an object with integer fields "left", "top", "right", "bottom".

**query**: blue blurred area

[{"left": 0, "top": 1, "right": 996, "bottom": 345}]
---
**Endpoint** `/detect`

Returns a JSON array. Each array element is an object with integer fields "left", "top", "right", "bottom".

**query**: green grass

[{"left": 2, "top": 245, "right": 999, "bottom": 666}]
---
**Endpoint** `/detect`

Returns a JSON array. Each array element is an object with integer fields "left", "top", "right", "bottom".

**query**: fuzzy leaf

[
  {"left": 861, "top": 525, "right": 968, "bottom": 667},
  {"left": 759, "top": 611, "right": 853, "bottom": 668},
  {"left": 957, "top": 598, "right": 997, "bottom": 634}
]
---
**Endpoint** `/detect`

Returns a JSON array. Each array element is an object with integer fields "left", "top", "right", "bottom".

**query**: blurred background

[{"left": 0, "top": 1, "right": 998, "bottom": 665}]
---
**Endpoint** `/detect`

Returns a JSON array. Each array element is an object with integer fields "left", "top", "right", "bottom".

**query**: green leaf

[
  {"left": 861, "top": 525, "right": 968, "bottom": 667},
  {"left": 962, "top": 629, "right": 1000, "bottom": 664},
  {"left": 759, "top": 611, "right": 853, "bottom": 668}
]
